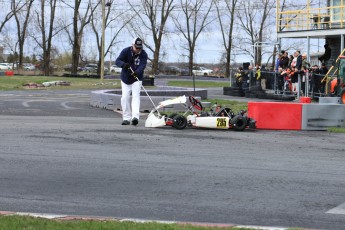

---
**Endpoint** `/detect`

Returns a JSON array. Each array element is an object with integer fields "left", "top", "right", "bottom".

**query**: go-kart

[{"left": 145, "top": 95, "right": 256, "bottom": 131}]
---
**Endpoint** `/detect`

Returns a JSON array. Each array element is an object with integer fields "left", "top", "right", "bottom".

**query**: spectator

[
  {"left": 279, "top": 51, "right": 289, "bottom": 69},
  {"left": 295, "top": 51, "right": 303, "bottom": 71},
  {"left": 310, "top": 65, "right": 321, "bottom": 94},
  {"left": 248, "top": 65, "right": 255, "bottom": 87},
  {"left": 291, "top": 67, "right": 299, "bottom": 93},
  {"left": 288, "top": 54, "right": 294, "bottom": 67},
  {"left": 302, "top": 53, "right": 310, "bottom": 68},
  {"left": 277, "top": 67, "right": 284, "bottom": 92},
  {"left": 235, "top": 67, "right": 245, "bottom": 88},
  {"left": 318, "top": 43, "right": 332, "bottom": 65},
  {"left": 319, "top": 63, "right": 329, "bottom": 93},
  {"left": 300, "top": 66, "right": 308, "bottom": 95},
  {"left": 260, "top": 65, "right": 267, "bottom": 90},
  {"left": 255, "top": 64, "right": 261, "bottom": 86},
  {"left": 281, "top": 67, "right": 293, "bottom": 92}
]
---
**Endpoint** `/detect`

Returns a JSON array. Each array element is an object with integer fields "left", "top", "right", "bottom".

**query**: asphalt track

[{"left": 0, "top": 89, "right": 345, "bottom": 230}]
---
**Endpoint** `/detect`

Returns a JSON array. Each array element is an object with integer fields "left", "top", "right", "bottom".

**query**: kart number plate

[{"left": 216, "top": 118, "right": 227, "bottom": 128}]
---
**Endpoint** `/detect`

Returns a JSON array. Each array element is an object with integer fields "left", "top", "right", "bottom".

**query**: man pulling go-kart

[{"left": 145, "top": 95, "right": 256, "bottom": 131}]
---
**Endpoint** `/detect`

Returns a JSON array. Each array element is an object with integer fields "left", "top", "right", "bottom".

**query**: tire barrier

[
  {"left": 248, "top": 99, "right": 345, "bottom": 130},
  {"left": 223, "top": 86, "right": 295, "bottom": 101}
]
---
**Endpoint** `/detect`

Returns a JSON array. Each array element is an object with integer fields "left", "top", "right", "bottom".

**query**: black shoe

[
  {"left": 131, "top": 118, "right": 138, "bottom": 126},
  {"left": 122, "top": 120, "right": 130, "bottom": 125}
]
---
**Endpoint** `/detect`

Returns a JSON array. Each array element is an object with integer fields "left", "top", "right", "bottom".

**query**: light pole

[{"left": 100, "top": 0, "right": 106, "bottom": 82}]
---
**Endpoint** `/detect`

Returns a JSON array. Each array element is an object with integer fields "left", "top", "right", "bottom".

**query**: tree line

[{"left": 0, "top": 0, "right": 283, "bottom": 77}]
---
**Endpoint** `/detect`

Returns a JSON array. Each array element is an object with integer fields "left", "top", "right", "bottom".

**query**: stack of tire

[
  {"left": 244, "top": 85, "right": 266, "bottom": 99},
  {"left": 269, "top": 93, "right": 295, "bottom": 101},
  {"left": 223, "top": 86, "right": 245, "bottom": 97},
  {"left": 223, "top": 85, "right": 295, "bottom": 101}
]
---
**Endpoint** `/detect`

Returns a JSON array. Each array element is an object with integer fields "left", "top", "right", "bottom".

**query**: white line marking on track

[
  {"left": 22, "top": 100, "right": 56, "bottom": 107},
  {"left": 326, "top": 202, "right": 345, "bottom": 215},
  {"left": 61, "top": 102, "right": 78, "bottom": 109}
]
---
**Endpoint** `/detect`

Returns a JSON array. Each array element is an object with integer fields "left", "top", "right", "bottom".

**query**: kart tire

[
  {"left": 340, "top": 88, "right": 345, "bottom": 104},
  {"left": 231, "top": 115, "right": 247, "bottom": 131},
  {"left": 172, "top": 115, "right": 188, "bottom": 130}
]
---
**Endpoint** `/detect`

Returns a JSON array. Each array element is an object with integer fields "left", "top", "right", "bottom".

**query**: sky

[{"left": 0, "top": 0, "right": 326, "bottom": 66}]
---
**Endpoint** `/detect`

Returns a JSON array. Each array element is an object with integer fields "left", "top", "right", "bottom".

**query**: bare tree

[
  {"left": 0, "top": 1, "right": 26, "bottom": 33},
  {"left": 214, "top": 0, "right": 238, "bottom": 78},
  {"left": 236, "top": 0, "right": 275, "bottom": 66},
  {"left": 173, "top": 0, "right": 214, "bottom": 75},
  {"left": 13, "top": 0, "right": 34, "bottom": 70},
  {"left": 31, "top": 0, "right": 58, "bottom": 75},
  {"left": 90, "top": 0, "right": 129, "bottom": 75},
  {"left": 62, "top": 0, "right": 99, "bottom": 74},
  {"left": 127, "top": 0, "right": 175, "bottom": 74}
]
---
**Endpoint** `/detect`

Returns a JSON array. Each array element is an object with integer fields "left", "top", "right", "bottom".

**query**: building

[{"left": 276, "top": 0, "right": 345, "bottom": 66}]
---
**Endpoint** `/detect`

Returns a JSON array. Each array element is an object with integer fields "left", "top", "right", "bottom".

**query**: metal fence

[{"left": 229, "top": 69, "right": 328, "bottom": 99}]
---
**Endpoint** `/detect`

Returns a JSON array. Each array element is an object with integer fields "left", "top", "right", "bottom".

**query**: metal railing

[
  {"left": 229, "top": 69, "right": 330, "bottom": 99},
  {"left": 277, "top": 5, "right": 345, "bottom": 32}
]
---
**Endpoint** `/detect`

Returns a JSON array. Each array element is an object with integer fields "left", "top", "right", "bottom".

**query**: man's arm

[{"left": 115, "top": 48, "right": 128, "bottom": 68}]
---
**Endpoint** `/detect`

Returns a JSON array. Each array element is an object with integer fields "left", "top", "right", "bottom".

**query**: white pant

[{"left": 121, "top": 80, "right": 142, "bottom": 121}]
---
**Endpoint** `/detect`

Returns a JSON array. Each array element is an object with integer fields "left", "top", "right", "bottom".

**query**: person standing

[
  {"left": 115, "top": 37, "right": 148, "bottom": 126},
  {"left": 260, "top": 65, "right": 267, "bottom": 90},
  {"left": 318, "top": 43, "right": 332, "bottom": 65},
  {"left": 279, "top": 51, "right": 289, "bottom": 69}
]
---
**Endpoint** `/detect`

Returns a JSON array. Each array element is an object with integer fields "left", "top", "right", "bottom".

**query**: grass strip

[
  {"left": 0, "top": 76, "right": 121, "bottom": 91},
  {"left": 0, "top": 215, "right": 254, "bottom": 230},
  {"left": 327, "top": 127, "right": 345, "bottom": 133}
]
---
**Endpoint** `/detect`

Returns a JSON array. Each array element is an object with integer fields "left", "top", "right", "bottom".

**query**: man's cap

[{"left": 133, "top": 37, "right": 143, "bottom": 49}]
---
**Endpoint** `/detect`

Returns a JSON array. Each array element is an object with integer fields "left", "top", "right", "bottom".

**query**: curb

[{"left": 0, "top": 211, "right": 300, "bottom": 230}]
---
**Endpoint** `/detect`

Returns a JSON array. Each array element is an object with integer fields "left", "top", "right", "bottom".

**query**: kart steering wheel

[{"left": 189, "top": 95, "right": 203, "bottom": 111}]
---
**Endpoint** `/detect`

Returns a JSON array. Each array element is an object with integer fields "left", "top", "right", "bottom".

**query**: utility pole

[{"left": 100, "top": 0, "right": 106, "bottom": 82}]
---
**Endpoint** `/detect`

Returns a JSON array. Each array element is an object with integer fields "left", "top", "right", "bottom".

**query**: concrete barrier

[
  {"left": 248, "top": 102, "right": 302, "bottom": 130},
  {"left": 248, "top": 101, "right": 345, "bottom": 130},
  {"left": 302, "top": 104, "right": 345, "bottom": 130}
]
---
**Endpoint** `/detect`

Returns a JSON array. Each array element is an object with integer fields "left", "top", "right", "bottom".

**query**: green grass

[
  {"left": 167, "top": 80, "right": 230, "bottom": 88},
  {"left": 0, "top": 215, "right": 254, "bottom": 230},
  {"left": 328, "top": 127, "right": 345, "bottom": 133},
  {"left": 0, "top": 75, "right": 121, "bottom": 91},
  {"left": 204, "top": 99, "right": 248, "bottom": 112}
]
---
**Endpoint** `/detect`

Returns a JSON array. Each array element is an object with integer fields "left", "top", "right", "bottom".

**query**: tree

[
  {"left": 127, "top": 0, "right": 175, "bottom": 74},
  {"left": 32, "top": 0, "right": 58, "bottom": 75},
  {"left": 214, "top": 0, "right": 238, "bottom": 78},
  {"left": 236, "top": 0, "right": 275, "bottom": 66},
  {"left": 0, "top": 1, "right": 25, "bottom": 33},
  {"left": 173, "top": 0, "right": 214, "bottom": 75},
  {"left": 63, "top": 0, "right": 99, "bottom": 74},
  {"left": 13, "top": 0, "right": 34, "bottom": 69}
]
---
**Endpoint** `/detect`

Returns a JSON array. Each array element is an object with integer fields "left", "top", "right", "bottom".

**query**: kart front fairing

[{"left": 145, "top": 95, "right": 187, "bottom": 128}]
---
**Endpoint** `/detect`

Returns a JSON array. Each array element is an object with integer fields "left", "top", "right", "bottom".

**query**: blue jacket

[{"left": 115, "top": 46, "right": 148, "bottom": 84}]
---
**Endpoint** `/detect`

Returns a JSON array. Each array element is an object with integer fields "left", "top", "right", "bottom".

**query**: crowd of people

[{"left": 234, "top": 46, "right": 331, "bottom": 96}]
